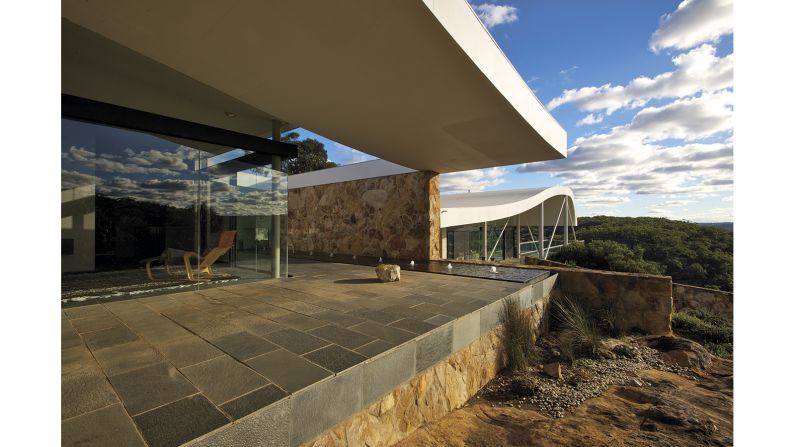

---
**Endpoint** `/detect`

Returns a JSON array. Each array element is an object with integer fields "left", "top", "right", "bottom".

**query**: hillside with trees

[{"left": 550, "top": 216, "right": 733, "bottom": 291}]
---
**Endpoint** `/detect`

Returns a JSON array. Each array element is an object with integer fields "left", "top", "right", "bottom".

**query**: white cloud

[
  {"left": 440, "top": 167, "right": 506, "bottom": 194},
  {"left": 64, "top": 146, "right": 185, "bottom": 176},
  {"left": 559, "top": 65, "right": 579, "bottom": 76},
  {"left": 576, "top": 113, "right": 604, "bottom": 127},
  {"left": 128, "top": 149, "right": 188, "bottom": 171},
  {"left": 548, "top": 44, "right": 732, "bottom": 114},
  {"left": 650, "top": 0, "right": 733, "bottom": 52},
  {"left": 519, "top": 91, "right": 733, "bottom": 203},
  {"left": 473, "top": 3, "right": 518, "bottom": 28},
  {"left": 61, "top": 170, "right": 102, "bottom": 189}
]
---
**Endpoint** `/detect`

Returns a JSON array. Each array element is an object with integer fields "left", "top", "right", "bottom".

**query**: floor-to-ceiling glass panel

[{"left": 61, "top": 118, "right": 287, "bottom": 304}]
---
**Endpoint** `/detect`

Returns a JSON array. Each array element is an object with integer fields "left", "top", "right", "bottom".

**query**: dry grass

[
  {"left": 498, "top": 297, "right": 537, "bottom": 371},
  {"left": 552, "top": 295, "right": 601, "bottom": 361}
]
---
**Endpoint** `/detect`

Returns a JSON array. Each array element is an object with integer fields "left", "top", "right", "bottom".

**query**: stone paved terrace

[{"left": 61, "top": 259, "right": 546, "bottom": 447}]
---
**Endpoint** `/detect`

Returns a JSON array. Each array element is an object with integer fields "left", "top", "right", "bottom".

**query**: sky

[{"left": 291, "top": 0, "right": 733, "bottom": 222}]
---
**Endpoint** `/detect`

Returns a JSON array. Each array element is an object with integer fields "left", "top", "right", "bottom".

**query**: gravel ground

[{"left": 474, "top": 337, "right": 697, "bottom": 418}]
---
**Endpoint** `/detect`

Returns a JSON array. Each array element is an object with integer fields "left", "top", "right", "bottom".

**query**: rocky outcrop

[{"left": 397, "top": 337, "right": 733, "bottom": 447}]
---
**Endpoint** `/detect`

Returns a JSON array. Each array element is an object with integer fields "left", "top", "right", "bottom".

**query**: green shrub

[
  {"left": 552, "top": 240, "right": 666, "bottom": 276},
  {"left": 552, "top": 216, "right": 733, "bottom": 291},
  {"left": 672, "top": 309, "right": 733, "bottom": 358},
  {"left": 498, "top": 297, "right": 537, "bottom": 371}
]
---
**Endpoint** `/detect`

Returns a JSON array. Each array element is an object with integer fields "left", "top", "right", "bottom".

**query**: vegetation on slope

[
  {"left": 672, "top": 309, "right": 733, "bottom": 358},
  {"left": 550, "top": 216, "right": 733, "bottom": 291}
]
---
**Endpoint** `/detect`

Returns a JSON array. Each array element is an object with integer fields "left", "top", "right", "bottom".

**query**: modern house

[
  {"left": 288, "top": 160, "right": 577, "bottom": 263},
  {"left": 61, "top": 3, "right": 584, "bottom": 446},
  {"left": 61, "top": 0, "right": 567, "bottom": 298}
]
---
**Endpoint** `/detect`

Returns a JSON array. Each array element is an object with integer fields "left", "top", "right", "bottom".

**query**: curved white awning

[{"left": 441, "top": 186, "right": 577, "bottom": 228}]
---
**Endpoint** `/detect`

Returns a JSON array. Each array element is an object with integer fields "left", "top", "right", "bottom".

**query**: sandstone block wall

[
  {"left": 672, "top": 283, "right": 733, "bottom": 320},
  {"left": 549, "top": 267, "right": 673, "bottom": 335},
  {"left": 288, "top": 171, "right": 441, "bottom": 261},
  {"left": 454, "top": 259, "right": 673, "bottom": 336}
]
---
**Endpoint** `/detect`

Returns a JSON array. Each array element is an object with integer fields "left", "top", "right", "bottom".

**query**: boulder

[
  {"left": 375, "top": 264, "right": 401, "bottom": 282},
  {"left": 543, "top": 362, "right": 564, "bottom": 380}
]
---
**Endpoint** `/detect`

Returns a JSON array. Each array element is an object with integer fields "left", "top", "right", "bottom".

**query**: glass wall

[
  {"left": 446, "top": 219, "right": 520, "bottom": 261},
  {"left": 61, "top": 118, "right": 287, "bottom": 302}
]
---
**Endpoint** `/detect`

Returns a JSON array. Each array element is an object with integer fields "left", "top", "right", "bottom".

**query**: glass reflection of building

[{"left": 61, "top": 113, "right": 289, "bottom": 301}]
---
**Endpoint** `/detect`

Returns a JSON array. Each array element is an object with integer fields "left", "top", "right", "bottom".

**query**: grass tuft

[
  {"left": 552, "top": 295, "right": 602, "bottom": 361},
  {"left": 498, "top": 297, "right": 537, "bottom": 371}
]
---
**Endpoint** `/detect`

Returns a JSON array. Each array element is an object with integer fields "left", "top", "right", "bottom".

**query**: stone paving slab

[
  {"left": 61, "top": 259, "right": 537, "bottom": 447},
  {"left": 62, "top": 403, "right": 146, "bottom": 447}
]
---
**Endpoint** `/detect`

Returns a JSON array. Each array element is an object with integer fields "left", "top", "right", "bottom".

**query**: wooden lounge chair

[
  {"left": 142, "top": 248, "right": 188, "bottom": 281},
  {"left": 182, "top": 230, "right": 237, "bottom": 281}
]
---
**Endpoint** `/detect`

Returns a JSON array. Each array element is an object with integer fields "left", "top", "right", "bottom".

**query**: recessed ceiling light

[{"left": 224, "top": 111, "right": 236, "bottom": 118}]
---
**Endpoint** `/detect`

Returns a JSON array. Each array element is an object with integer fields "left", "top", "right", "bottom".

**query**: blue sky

[{"left": 292, "top": 0, "right": 733, "bottom": 222}]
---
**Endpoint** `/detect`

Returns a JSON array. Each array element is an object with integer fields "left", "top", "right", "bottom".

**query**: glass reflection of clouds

[{"left": 61, "top": 118, "right": 288, "bottom": 300}]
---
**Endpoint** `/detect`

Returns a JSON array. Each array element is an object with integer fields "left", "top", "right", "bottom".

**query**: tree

[
  {"left": 550, "top": 216, "right": 733, "bottom": 291},
  {"left": 280, "top": 131, "right": 338, "bottom": 175},
  {"left": 553, "top": 240, "right": 666, "bottom": 275}
]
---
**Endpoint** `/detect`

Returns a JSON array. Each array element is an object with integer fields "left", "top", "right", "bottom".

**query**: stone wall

[
  {"left": 451, "top": 259, "right": 673, "bottom": 336},
  {"left": 673, "top": 283, "right": 733, "bottom": 320},
  {"left": 548, "top": 267, "right": 673, "bottom": 335},
  {"left": 288, "top": 171, "right": 441, "bottom": 261}
]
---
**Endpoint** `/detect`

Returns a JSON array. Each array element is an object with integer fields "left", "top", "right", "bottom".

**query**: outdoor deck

[{"left": 61, "top": 259, "right": 546, "bottom": 447}]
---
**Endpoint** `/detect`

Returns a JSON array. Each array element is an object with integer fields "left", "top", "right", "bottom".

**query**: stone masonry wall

[
  {"left": 673, "top": 283, "right": 733, "bottom": 320},
  {"left": 288, "top": 171, "right": 441, "bottom": 261},
  {"left": 455, "top": 259, "right": 672, "bottom": 336},
  {"left": 549, "top": 267, "right": 672, "bottom": 335}
]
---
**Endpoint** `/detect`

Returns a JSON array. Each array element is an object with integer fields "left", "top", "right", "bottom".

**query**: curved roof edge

[
  {"left": 441, "top": 186, "right": 576, "bottom": 228},
  {"left": 288, "top": 159, "right": 415, "bottom": 189}
]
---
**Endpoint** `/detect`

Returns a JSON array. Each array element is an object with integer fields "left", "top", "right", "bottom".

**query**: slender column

[
  {"left": 538, "top": 202, "right": 545, "bottom": 259},
  {"left": 515, "top": 214, "right": 520, "bottom": 259},
  {"left": 563, "top": 197, "right": 569, "bottom": 246},
  {"left": 483, "top": 221, "right": 487, "bottom": 260},
  {"left": 441, "top": 231, "right": 447, "bottom": 259},
  {"left": 271, "top": 120, "right": 282, "bottom": 279}
]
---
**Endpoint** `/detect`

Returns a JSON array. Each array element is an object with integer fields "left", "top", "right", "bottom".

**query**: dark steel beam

[{"left": 61, "top": 94, "right": 297, "bottom": 159}]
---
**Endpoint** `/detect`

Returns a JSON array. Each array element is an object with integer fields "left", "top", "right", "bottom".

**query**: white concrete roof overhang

[
  {"left": 441, "top": 186, "right": 577, "bottom": 228},
  {"left": 62, "top": 0, "right": 566, "bottom": 173}
]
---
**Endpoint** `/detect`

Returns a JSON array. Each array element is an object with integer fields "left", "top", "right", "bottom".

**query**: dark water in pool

[{"left": 292, "top": 252, "right": 549, "bottom": 284}]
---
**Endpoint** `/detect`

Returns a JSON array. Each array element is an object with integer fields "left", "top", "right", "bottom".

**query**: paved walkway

[{"left": 62, "top": 260, "right": 525, "bottom": 447}]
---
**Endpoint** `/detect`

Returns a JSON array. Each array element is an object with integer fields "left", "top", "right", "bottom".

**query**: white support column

[
  {"left": 515, "top": 214, "right": 520, "bottom": 259},
  {"left": 538, "top": 201, "right": 545, "bottom": 259},
  {"left": 563, "top": 197, "right": 569, "bottom": 246},
  {"left": 441, "top": 230, "right": 447, "bottom": 259},
  {"left": 271, "top": 120, "right": 282, "bottom": 279}
]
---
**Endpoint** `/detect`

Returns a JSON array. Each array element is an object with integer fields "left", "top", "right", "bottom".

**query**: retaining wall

[
  {"left": 456, "top": 258, "right": 673, "bottom": 336},
  {"left": 672, "top": 283, "right": 733, "bottom": 320}
]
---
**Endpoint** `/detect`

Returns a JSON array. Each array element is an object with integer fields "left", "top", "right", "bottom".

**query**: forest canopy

[{"left": 550, "top": 216, "right": 733, "bottom": 291}]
